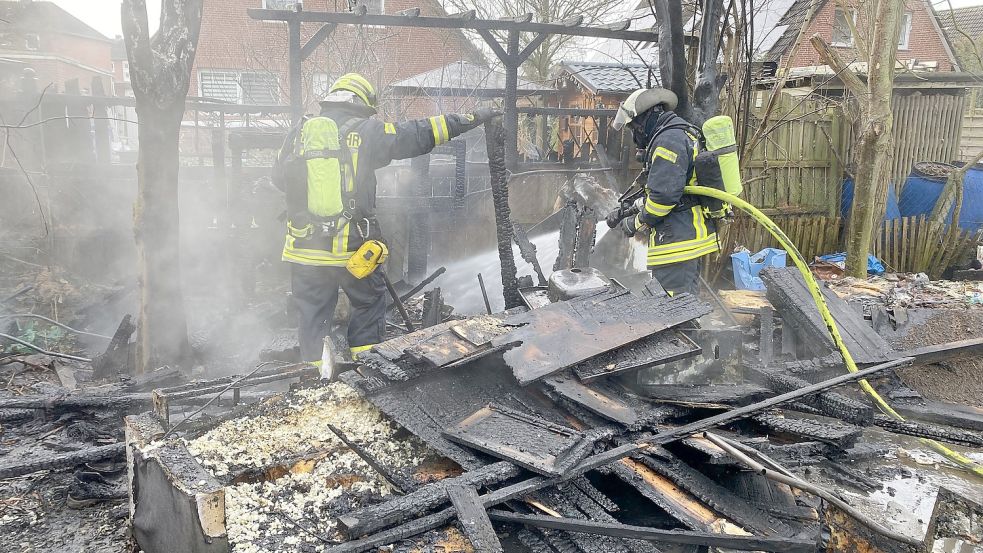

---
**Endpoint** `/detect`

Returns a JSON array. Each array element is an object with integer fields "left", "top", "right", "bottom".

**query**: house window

[
  {"left": 355, "top": 0, "right": 384, "bottom": 15},
  {"left": 312, "top": 72, "right": 330, "bottom": 98},
  {"left": 200, "top": 71, "right": 240, "bottom": 103},
  {"left": 123, "top": 61, "right": 130, "bottom": 83},
  {"left": 898, "top": 12, "right": 912, "bottom": 50},
  {"left": 831, "top": 9, "right": 855, "bottom": 47},
  {"left": 241, "top": 71, "right": 279, "bottom": 104},
  {"left": 24, "top": 33, "right": 40, "bottom": 51},
  {"left": 263, "top": 0, "right": 301, "bottom": 9}
]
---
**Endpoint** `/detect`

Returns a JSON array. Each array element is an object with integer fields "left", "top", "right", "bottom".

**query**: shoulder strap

[{"left": 643, "top": 122, "right": 702, "bottom": 168}]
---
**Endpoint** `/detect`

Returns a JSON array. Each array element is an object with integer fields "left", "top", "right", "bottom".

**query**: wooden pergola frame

[{"left": 248, "top": 5, "right": 657, "bottom": 169}]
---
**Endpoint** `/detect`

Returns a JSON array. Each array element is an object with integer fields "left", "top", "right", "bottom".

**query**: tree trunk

[
  {"left": 123, "top": 0, "right": 203, "bottom": 373},
  {"left": 133, "top": 104, "right": 192, "bottom": 371},
  {"left": 812, "top": 1, "right": 904, "bottom": 278},
  {"left": 653, "top": 0, "right": 689, "bottom": 119}
]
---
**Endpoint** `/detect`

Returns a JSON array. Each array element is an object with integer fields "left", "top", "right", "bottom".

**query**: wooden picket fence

[
  {"left": 872, "top": 216, "right": 980, "bottom": 277},
  {"left": 718, "top": 214, "right": 843, "bottom": 262}
]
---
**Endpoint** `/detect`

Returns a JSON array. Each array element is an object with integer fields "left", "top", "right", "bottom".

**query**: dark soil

[{"left": 891, "top": 309, "right": 983, "bottom": 407}]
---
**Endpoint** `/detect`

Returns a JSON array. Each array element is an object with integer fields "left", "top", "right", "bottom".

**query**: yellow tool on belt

[{"left": 346, "top": 239, "right": 388, "bottom": 279}]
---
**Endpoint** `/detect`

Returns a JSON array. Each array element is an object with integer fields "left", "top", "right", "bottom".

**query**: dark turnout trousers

[
  {"left": 290, "top": 263, "right": 388, "bottom": 363},
  {"left": 651, "top": 258, "right": 701, "bottom": 296}
]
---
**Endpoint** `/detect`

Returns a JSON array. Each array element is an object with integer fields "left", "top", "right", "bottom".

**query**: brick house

[
  {"left": 0, "top": 0, "right": 113, "bottom": 93},
  {"left": 764, "top": 0, "right": 958, "bottom": 72},
  {"left": 191, "top": 0, "right": 484, "bottom": 117},
  {"left": 936, "top": 5, "right": 983, "bottom": 70}
]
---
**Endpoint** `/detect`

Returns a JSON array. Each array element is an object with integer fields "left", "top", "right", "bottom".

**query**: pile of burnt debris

[{"left": 4, "top": 266, "right": 983, "bottom": 553}]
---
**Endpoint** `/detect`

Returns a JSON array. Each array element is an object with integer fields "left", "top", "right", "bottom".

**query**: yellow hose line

[{"left": 683, "top": 186, "right": 983, "bottom": 477}]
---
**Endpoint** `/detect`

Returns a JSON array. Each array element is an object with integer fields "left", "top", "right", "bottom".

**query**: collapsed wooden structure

[{"left": 118, "top": 264, "right": 983, "bottom": 553}]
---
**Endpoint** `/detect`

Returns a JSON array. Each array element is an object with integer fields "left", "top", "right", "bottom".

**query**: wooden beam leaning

[
  {"left": 446, "top": 484, "right": 504, "bottom": 553},
  {"left": 516, "top": 33, "right": 548, "bottom": 63},
  {"left": 300, "top": 23, "right": 337, "bottom": 60},
  {"left": 331, "top": 357, "right": 913, "bottom": 551},
  {"left": 486, "top": 511, "right": 817, "bottom": 553}
]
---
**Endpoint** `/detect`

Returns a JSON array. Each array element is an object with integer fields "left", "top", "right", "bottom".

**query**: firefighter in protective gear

[
  {"left": 273, "top": 73, "right": 498, "bottom": 364},
  {"left": 608, "top": 88, "right": 718, "bottom": 296}
]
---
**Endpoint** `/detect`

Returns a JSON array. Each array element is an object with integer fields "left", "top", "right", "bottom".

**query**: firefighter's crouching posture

[
  {"left": 609, "top": 88, "right": 720, "bottom": 296},
  {"left": 273, "top": 73, "right": 496, "bottom": 364}
]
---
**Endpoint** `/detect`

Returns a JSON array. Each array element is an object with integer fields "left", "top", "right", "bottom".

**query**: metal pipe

[
  {"left": 702, "top": 432, "right": 922, "bottom": 547},
  {"left": 477, "top": 273, "right": 493, "bottom": 314},
  {"left": 0, "top": 332, "right": 91, "bottom": 362},
  {"left": 381, "top": 272, "right": 416, "bottom": 332}
]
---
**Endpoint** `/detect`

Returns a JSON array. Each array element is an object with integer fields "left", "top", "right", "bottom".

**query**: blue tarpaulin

[
  {"left": 841, "top": 177, "right": 901, "bottom": 220},
  {"left": 817, "top": 252, "right": 885, "bottom": 275},
  {"left": 898, "top": 167, "right": 983, "bottom": 231}
]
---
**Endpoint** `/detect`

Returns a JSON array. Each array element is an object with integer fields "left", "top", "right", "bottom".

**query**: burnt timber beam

[
  {"left": 871, "top": 414, "right": 983, "bottom": 448},
  {"left": 487, "top": 511, "right": 817, "bottom": 553},
  {"left": 247, "top": 9, "right": 660, "bottom": 42},
  {"left": 446, "top": 484, "right": 504, "bottom": 553},
  {"left": 300, "top": 23, "right": 337, "bottom": 59},
  {"left": 332, "top": 358, "right": 912, "bottom": 550},
  {"left": 901, "top": 336, "right": 983, "bottom": 365},
  {"left": 748, "top": 366, "right": 873, "bottom": 426},
  {"left": 0, "top": 443, "right": 125, "bottom": 479}
]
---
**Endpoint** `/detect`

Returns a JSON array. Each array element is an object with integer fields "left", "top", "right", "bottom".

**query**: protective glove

[
  {"left": 470, "top": 107, "right": 503, "bottom": 125},
  {"left": 605, "top": 208, "right": 625, "bottom": 229},
  {"left": 621, "top": 214, "right": 641, "bottom": 237}
]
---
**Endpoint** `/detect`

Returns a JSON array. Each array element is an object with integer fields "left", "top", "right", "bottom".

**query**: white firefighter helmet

[{"left": 611, "top": 88, "right": 678, "bottom": 131}]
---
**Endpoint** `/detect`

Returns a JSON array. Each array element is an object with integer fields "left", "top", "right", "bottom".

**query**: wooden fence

[
  {"left": 742, "top": 91, "right": 843, "bottom": 216},
  {"left": 872, "top": 216, "right": 979, "bottom": 276},
  {"left": 718, "top": 214, "right": 843, "bottom": 263},
  {"left": 890, "top": 91, "right": 965, "bottom": 191}
]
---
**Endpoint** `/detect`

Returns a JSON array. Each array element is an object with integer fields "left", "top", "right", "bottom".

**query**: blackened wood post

[
  {"left": 288, "top": 10, "right": 303, "bottom": 122},
  {"left": 503, "top": 30, "right": 519, "bottom": 170}
]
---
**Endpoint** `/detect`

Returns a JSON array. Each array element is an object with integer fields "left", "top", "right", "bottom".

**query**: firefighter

[
  {"left": 609, "top": 88, "right": 718, "bottom": 296},
  {"left": 273, "top": 73, "right": 498, "bottom": 364}
]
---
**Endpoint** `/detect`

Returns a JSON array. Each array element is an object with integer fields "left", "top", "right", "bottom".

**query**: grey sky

[{"left": 55, "top": 0, "right": 983, "bottom": 41}]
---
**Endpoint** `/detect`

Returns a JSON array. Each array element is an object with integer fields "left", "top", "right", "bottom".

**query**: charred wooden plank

[
  {"left": 494, "top": 290, "right": 711, "bottom": 385},
  {"left": 446, "top": 483, "right": 503, "bottom": 553},
  {"left": 608, "top": 460, "right": 721, "bottom": 531},
  {"left": 892, "top": 400, "right": 983, "bottom": 432},
  {"left": 537, "top": 487, "right": 653, "bottom": 553},
  {"left": 751, "top": 413, "right": 862, "bottom": 450},
  {"left": 760, "top": 267, "right": 896, "bottom": 365},
  {"left": 338, "top": 461, "right": 522, "bottom": 538},
  {"left": 542, "top": 374, "right": 638, "bottom": 426},
  {"left": 639, "top": 452, "right": 798, "bottom": 538},
  {"left": 748, "top": 366, "right": 873, "bottom": 425},
  {"left": 871, "top": 414, "right": 983, "bottom": 447},
  {"left": 572, "top": 330, "right": 701, "bottom": 383},
  {"left": 443, "top": 404, "right": 593, "bottom": 476},
  {"left": 0, "top": 443, "right": 124, "bottom": 478},
  {"left": 902, "top": 336, "right": 983, "bottom": 365},
  {"left": 91, "top": 314, "right": 135, "bottom": 379},
  {"left": 487, "top": 511, "right": 817, "bottom": 552},
  {"left": 777, "top": 353, "right": 844, "bottom": 378},
  {"left": 336, "top": 358, "right": 912, "bottom": 547},
  {"left": 637, "top": 384, "right": 772, "bottom": 406},
  {"left": 759, "top": 306, "right": 775, "bottom": 365}
]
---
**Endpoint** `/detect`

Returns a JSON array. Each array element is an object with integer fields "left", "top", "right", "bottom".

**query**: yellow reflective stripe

[
  {"left": 384, "top": 122, "right": 396, "bottom": 134},
  {"left": 647, "top": 238, "right": 719, "bottom": 266},
  {"left": 648, "top": 233, "right": 718, "bottom": 256},
  {"left": 282, "top": 236, "right": 353, "bottom": 266},
  {"left": 691, "top": 207, "right": 704, "bottom": 240},
  {"left": 429, "top": 116, "right": 449, "bottom": 145},
  {"left": 645, "top": 197, "right": 673, "bottom": 217},
  {"left": 439, "top": 116, "right": 450, "bottom": 143},
  {"left": 653, "top": 146, "right": 678, "bottom": 163},
  {"left": 309, "top": 359, "right": 323, "bottom": 368}
]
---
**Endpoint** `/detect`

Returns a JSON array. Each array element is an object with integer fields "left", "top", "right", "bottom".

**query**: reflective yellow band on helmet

[
  {"left": 645, "top": 197, "right": 673, "bottom": 217},
  {"left": 330, "top": 73, "right": 376, "bottom": 107},
  {"left": 429, "top": 116, "right": 449, "bottom": 145}
]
